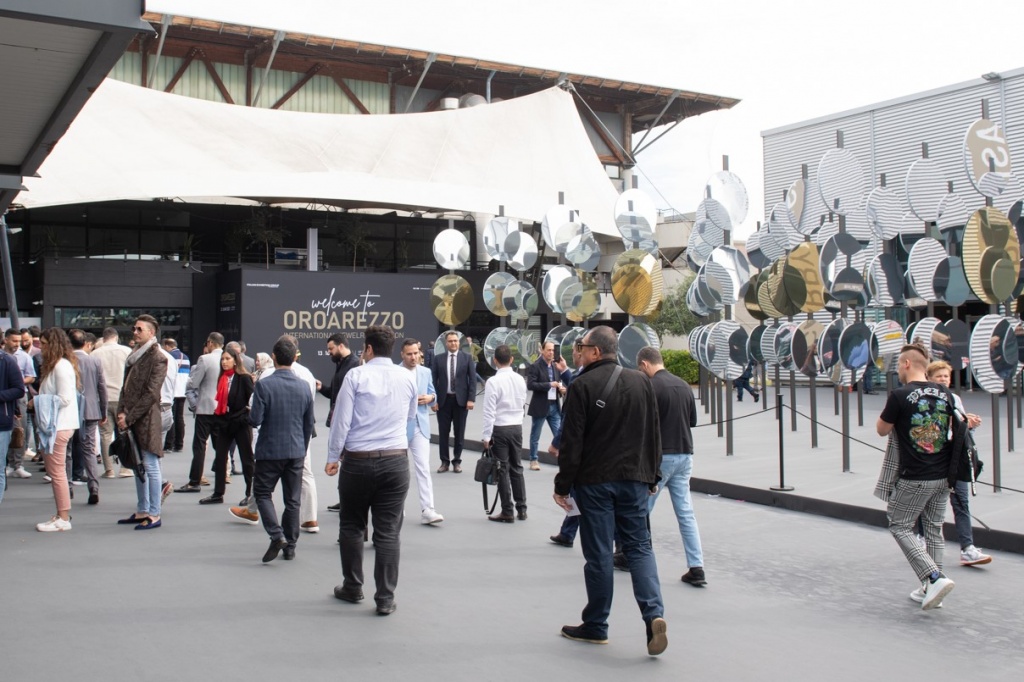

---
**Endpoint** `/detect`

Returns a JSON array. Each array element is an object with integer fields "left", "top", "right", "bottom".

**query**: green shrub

[{"left": 662, "top": 349, "right": 699, "bottom": 384}]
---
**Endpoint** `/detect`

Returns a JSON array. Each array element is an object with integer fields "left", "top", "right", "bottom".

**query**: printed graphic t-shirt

[{"left": 880, "top": 381, "right": 954, "bottom": 480}]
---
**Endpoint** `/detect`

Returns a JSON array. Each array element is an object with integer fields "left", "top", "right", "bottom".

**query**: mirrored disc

[
  {"left": 743, "top": 274, "right": 769, "bottom": 321},
  {"left": 708, "top": 320, "right": 746, "bottom": 380},
  {"left": 745, "top": 231, "right": 771, "bottom": 270},
  {"left": 705, "top": 171, "right": 749, "bottom": 226},
  {"left": 559, "top": 327, "right": 587, "bottom": 371},
  {"left": 865, "top": 186, "right": 902, "bottom": 240},
  {"left": 618, "top": 323, "right": 659, "bottom": 370},
  {"left": 504, "top": 231, "right": 538, "bottom": 272},
  {"left": 748, "top": 324, "right": 768, "bottom": 365},
  {"left": 501, "top": 280, "right": 538, "bottom": 321},
  {"left": 708, "top": 246, "right": 751, "bottom": 304},
  {"left": 483, "top": 272, "right": 516, "bottom": 316},
  {"left": 483, "top": 216, "right": 520, "bottom": 262},
  {"left": 970, "top": 314, "right": 1018, "bottom": 392},
  {"left": 786, "top": 242, "right": 825, "bottom": 313},
  {"left": 839, "top": 321, "right": 872, "bottom": 371},
  {"left": 868, "top": 253, "right": 905, "bottom": 306},
  {"left": 910, "top": 317, "right": 940, "bottom": 357},
  {"left": 963, "top": 206, "right": 1021, "bottom": 304},
  {"left": 932, "top": 319, "right": 970, "bottom": 371},
  {"left": 611, "top": 249, "right": 663, "bottom": 316},
  {"left": 614, "top": 188, "right": 658, "bottom": 251},
  {"left": 819, "top": 318, "right": 845, "bottom": 370},
  {"left": 542, "top": 265, "right": 576, "bottom": 313},
  {"left": 934, "top": 256, "right": 970, "bottom": 306},
  {"left": 541, "top": 205, "right": 578, "bottom": 251},
  {"left": 963, "top": 119, "right": 1012, "bottom": 198},
  {"left": 906, "top": 238, "right": 946, "bottom": 302},
  {"left": 483, "top": 327, "right": 513, "bottom": 369},
  {"left": 430, "top": 274, "right": 474, "bottom": 325},
  {"left": 697, "top": 197, "right": 733, "bottom": 235},
  {"left": 561, "top": 277, "right": 601, "bottom": 322},
  {"left": 545, "top": 325, "right": 575, "bottom": 363},
  {"left": 565, "top": 224, "right": 603, "bottom": 269},
  {"left": 792, "top": 319, "right": 824, "bottom": 377},
  {"left": 774, "top": 322, "right": 798, "bottom": 371},
  {"left": 870, "top": 320, "right": 905, "bottom": 373},
  {"left": 937, "top": 193, "right": 969, "bottom": 233},
  {"left": 905, "top": 158, "right": 947, "bottom": 223},
  {"left": 760, "top": 324, "right": 779, "bottom": 365},
  {"left": 517, "top": 330, "right": 541, "bottom": 366},
  {"left": 433, "top": 228, "right": 471, "bottom": 270},
  {"left": 817, "top": 148, "right": 867, "bottom": 215},
  {"left": 786, "top": 178, "right": 812, "bottom": 235},
  {"left": 434, "top": 330, "right": 464, "bottom": 359}
]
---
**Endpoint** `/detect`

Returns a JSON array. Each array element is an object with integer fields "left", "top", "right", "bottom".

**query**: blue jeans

[
  {"left": 950, "top": 480, "right": 974, "bottom": 550},
  {"left": 649, "top": 454, "right": 704, "bottom": 568},
  {"left": 134, "top": 450, "right": 162, "bottom": 517},
  {"left": 0, "top": 429, "right": 11, "bottom": 504},
  {"left": 529, "top": 402, "right": 561, "bottom": 461},
  {"left": 574, "top": 481, "right": 664, "bottom": 636}
]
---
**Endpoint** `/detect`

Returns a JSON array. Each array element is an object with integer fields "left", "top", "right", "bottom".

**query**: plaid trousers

[{"left": 887, "top": 478, "right": 949, "bottom": 581}]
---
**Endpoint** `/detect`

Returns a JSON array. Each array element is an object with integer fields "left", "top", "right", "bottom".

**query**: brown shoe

[
  {"left": 452, "top": 464, "right": 463, "bottom": 473},
  {"left": 229, "top": 506, "right": 259, "bottom": 525},
  {"left": 301, "top": 521, "right": 320, "bottom": 533},
  {"left": 436, "top": 463, "right": 449, "bottom": 473},
  {"left": 488, "top": 513, "right": 515, "bottom": 523},
  {"left": 529, "top": 461, "right": 541, "bottom": 471}
]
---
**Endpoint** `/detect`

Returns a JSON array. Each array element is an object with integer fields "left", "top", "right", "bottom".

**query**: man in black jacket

[
  {"left": 553, "top": 326, "right": 667, "bottom": 656},
  {"left": 430, "top": 331, "right": 475, "bottom": 473},
  {"left": 526, "top": 341, "right": 565, "bottom": 471},
  {"left": 317, "top": 334, "right": 358, "bottom": 427},
  {"left": 637, "top": 346, "right": 705, "bottom": 586}
]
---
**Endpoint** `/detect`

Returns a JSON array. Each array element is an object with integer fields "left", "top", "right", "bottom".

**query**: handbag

[
  {"left": 474, "top": 446, "right": 501, "bottom": 515},
  {"left": 109, "top": 428, "right": 145, "bottom": 478}
]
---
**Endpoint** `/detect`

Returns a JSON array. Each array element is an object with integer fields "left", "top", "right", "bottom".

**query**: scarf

[
  {"left": 126, "top": 337, "right": 156, "bottom": 367},
  {"left": 214, "top": 368, "right": 234, "bottom": 416}
]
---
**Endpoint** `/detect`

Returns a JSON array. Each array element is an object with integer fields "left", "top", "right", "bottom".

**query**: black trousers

[
  {"left": 436, "top": 398, "right": 467, "bottom": 465},
  {"left": 211, "top": 416, "right": 255, "bottom": 497},
  {"left": 254, "top": 457, "right": 304, "bottom": 548},
  {"left": 164, "top": 397, "right": 186, "bottom": 451},
  {"left": 188, "top": 414, "right": 217, "bottom": 486},
  {"left": 491, "top": 424, "right": 526, "bottom": 515},
  {"left": 339, "top": 454, "right": 410, "bottom": 605}
]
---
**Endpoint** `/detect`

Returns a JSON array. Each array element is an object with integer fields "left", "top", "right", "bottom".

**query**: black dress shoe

[
  {"left": 549, "top": 534, "right": 573, "bottom": 548},
  {"left": 452, "top": 464, "right": 463, "bottom": 473},
  {"left": 437, "top": 463, "right": 450, "bottom": 473},
  {"left": 488, "top": 513, "right": 515, "bottom": 523},
  {"left": 199, "top": 495, "right": 224, "bottom": 505},
  {"left": 262, "top": 538, "right": 287, "bottom": 563},
  {"left": 327, "top": 503, "right": 341, "bottom": 512},
  {"left": 175, "top": 483, "right": 201, "bottom": 493},
  {"left": 333, "top": 585, "right": 364, "bottom": 603},
  {"left": 88, "top": 492, "right": 99, "bottom": 505},
  {"left": 283, "top": 546, "right": 296, "bottom": 561},
  {"left": 376, "top": 601, "right": 396, "bottom": 616},
  {"left": 517, "top": 510, "right": 528, "bottom": 521}
]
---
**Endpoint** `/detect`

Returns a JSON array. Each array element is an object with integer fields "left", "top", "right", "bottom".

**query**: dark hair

[
  {"left": 494, "top": 344, "right": 512, "bottom": 365},
  {"left": 68, "top": 328, "right": 87, "bottom": 350},
  {"left": 328, "top": 333, "right": 347, "bottom": 346},
  {"left": 136, "top": 314, "right": 160, "bottom": 335},
  {"left": 102, "top": 326, "right": 119, "bottom": 340},
  {"left": 84, "top": 332, "right": 97, "bottom": 345},
  {"left": 28, "top": 325, "right": 41, "bottom": 337},
  {"left": 272, "top": 337, "right": 298, "bottom": 366},
  {"left": 402, "top": 338, "right": 420, "bottom": 349},
  {"left": 221, "top": 345, "right": 250, "bottom": 376},
  {"left": 40, "top": 327, "right": 81, "bottom": 390},
  {"left": 162, "top": 337, "right": 177, "bottom": 349},
  {"left": 636, "top": 346, "right": 662, "bottom": 366},
  {"left": 585, "top": 326, "right": 618, "bottom": 358},
  {"left": 207, "top": 331, "right": 224, "bottom": 348},
  {"left": 445, "top": 331, "right": 459, "bottom": 342},
  {"left": 4, "top": 328, "right": 20, "bottom": 339},
  {"left": 365, "top": 325, "right": 396, "bottom": 357}
]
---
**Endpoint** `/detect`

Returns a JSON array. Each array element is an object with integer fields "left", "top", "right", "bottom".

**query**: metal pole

[
  {"left": 716, "top": 377, "right": 724, "bottom": 438},
  {"left": 726, "top": 377, "right": 734, "bottom": 455},
  {"left": 1017, "top": 370, "right": 1022, "bottom": 428},
  {"left": 809, "top": 375, "right": 818, "bottom": 448},
  {"left": 856, "top": 369, "right": 864, "bottom": 427},
  {"left": 761, "top": 362, "right": 768, "bottom": 412},
  {"left": 771, "top": 394, "right": 794, "bottom": 491},
  {"left": 841, "top": 382, "right": 851, "bottom": 472},
  {"left": 992, "top": 393, "right": 1001, "bottom": 493},
  {"left": 709, "top": 376, "right": 717, "bottom": 424},
  {"left": 0, "top": 214, "right": 19, "bottom": 329},
  {"left": 789, "top": 370, "right": 797, "bottom": 431},
  {"left": 834, "top": 381, "right": 840, "bottom": 415},
  {"left": 1008, "top": 378, "right": 1015, "bottom": 452}
]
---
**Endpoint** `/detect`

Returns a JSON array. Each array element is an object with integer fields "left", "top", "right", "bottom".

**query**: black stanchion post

[
  {"left": 761, "top": 361, "right": 768, "bottom": 412},
  {"left": 833, "top": 382, "right": 839, "bottom": 416},
  {"left": 709, "top": 375, "right": 717, "bottom": 425},
  {"left": 809, "top": 375, "right": 818, "bottom": 448},
  {"left": 1007, "top": 378, "right": 1014, "bottom": 452},
  {"left": 1016, "top": 370, "right": 1022, "bottom": 428},
  {"left": 771, "top": 394, "right": 794, "bottom": 491},
  {"left": 856, "top": 368, "right": 864, "bottom": 427},
  {"left": 774, "top": 365, "right": 781, "bottom": 420},
  {"left": 841, "top": 379, "right": 851, "bottom": 473},
  {"left": 992, "top": 392, "right": 1002, "bottom": 493},
  {"left": 789, "top": 370, "right": 797, "bottom": 432},
  {"left": 726, "top": 376, "right": 734, "bottom": 456},
  {"left": 716, "top": 377, "right": 724, "bottom": 438}
]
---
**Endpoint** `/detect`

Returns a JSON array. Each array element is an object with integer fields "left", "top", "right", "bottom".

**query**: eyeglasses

[
  {"left": 132, "top": 326, "right": 147, "bottom": 333},
  {"left": 574, "top": 341, "right": 597, "bottom": 351}
]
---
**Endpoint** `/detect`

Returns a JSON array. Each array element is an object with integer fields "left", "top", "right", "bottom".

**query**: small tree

[
  {"left": 244, "top": 207, "right": 287, "bottom": 269},
  {"left": 648, "top": 273, "right": 707, "bottom": 339},
  {"left": 342, "top": 218, "right": 376, "bottom": 271}
]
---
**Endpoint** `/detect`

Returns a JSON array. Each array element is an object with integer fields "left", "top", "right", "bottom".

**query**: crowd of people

[{"left": 1, "top": 322, "right": 994, "bottom": 656}]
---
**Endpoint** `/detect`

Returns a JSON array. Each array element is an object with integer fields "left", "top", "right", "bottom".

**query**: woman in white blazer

[{"left": 35, "top": 328, "right": 80, "bottom": 532}]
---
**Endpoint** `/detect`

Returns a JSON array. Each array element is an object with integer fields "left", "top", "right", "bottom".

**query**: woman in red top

[{"left": 200, "top": 346, "right": 254, "bottom": 506}]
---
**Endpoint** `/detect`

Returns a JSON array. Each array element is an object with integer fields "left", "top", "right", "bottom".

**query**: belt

[{"left": 343, "top": 448, "right": 407, "bottom": 459}]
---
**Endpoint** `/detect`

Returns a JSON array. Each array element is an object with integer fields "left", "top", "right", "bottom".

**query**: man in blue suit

[
  {"left": 402, "top": 339, "right": 443, "bottom": 525},
  {"left": 430, "top": 331, "right": 476, "bottom": 473}
]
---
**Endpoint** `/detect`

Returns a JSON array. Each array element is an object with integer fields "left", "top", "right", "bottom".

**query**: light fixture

[
  {"left": 5, "top": 226, "right": 21, "bottom": 235},
  {"left": 982, "top": 72, "right": 1002, "bottom": 82}
]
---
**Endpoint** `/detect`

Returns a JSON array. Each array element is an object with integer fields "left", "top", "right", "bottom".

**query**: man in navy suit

[{"left": 431, "top": 331, "right": 476, "bottom": 473}]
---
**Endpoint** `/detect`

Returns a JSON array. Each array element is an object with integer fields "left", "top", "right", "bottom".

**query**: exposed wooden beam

[
  {"left": 164, "top": 47, "right": 199, "bottom": 93},
  {"left": 578, "top": 103, "right": 628, "bottom": 166},
  {"left": 329, "top": 73, "right": 370, "bottom": 114},
  {"left": 271, "top": 62, "right": 324, "bottom": 110},
  {"left": 199, "top": 53, "right": 235, "bottom": 104}
]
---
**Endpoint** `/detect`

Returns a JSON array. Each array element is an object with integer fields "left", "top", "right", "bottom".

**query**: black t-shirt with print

[{"left": 880, "top": 381, "right": 954, "bottom": 481}]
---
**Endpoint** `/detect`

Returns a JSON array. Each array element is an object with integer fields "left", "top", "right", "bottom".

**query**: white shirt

[
  {"left": 38, "top": 358, "right": 80, "bottom": 431},
  {"left": 327, "top": 357, "right": 416, "bottom": 462},
  {"left": 481, "top": 366, "right": 527, "bottom": 441},
  {"left": 159, "top": 347, "right": 176, "bottom": 406}
]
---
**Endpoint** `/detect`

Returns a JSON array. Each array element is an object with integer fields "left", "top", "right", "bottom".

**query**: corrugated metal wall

[
  {"left": 762, "top": 71, "right": 1024, "bottom": 224},
  {"left": 110, "top": 54, "right": 390, "bottom": 113}
]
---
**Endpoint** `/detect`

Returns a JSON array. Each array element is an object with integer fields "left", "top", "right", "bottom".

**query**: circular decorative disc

[
  {"left": 709, "top": 321, "right": 747, "bottom": 380},
  {"left": 963, "top": 119, "right": 1012, "bottom": 198},
  {"left": 905, "top": 158, "right": 947, "bottom": 223},
  {"left": 963, "top": 206, "right": 1021, "bottom": 303},
  {"left": 614, "top": 188, "right": 658, "bottom": 252},
  {"left": 501, "top": 280, "right": 538, "bottom": 321},
  {"left": 706, "top": 171, "right": 749, "bottom": 226},
  {"left": 434, "top": 330, "right": 465, "bottom": 359},
  {"left": 611, "top": 249, "right": 663, "bottom": 316},
  {"left": 430, "top": 274, "right": 474, "bottom": 325},
  {"left": 932, "top": 319, "right": 970, "bottom": 371},
  {"left": 786, "top": 178, "right": 811, "bottom": 235},
  {"left": 565, "top": 224, "right": 603, "bottom": 269},
  {"left": 618, "top": 323, "right": 659, "bottom": 370},
  {"left": 432, "top": 229, "right": 470, "bottom": 270},
  {"left": 483, "top": 327, "right": 513, "bottom": 369},
  {"left": 773, "top": 322, "right": 798, "bottom": 371},
  {"left": 504, "top": 231, "right": 538, "bottom": 272},
  {"left": 906, "top": 238, "right": 946, "bottom": 302},
  {"left": 868, "top": 254, "right": 905, "bottom": 306},
  {"left": 820, "top": 318, "right": 846, "bottom": 370},
  {"left": 760, "top": 324, "right": 779, "bottom": 365},
  {"left": 542, "top": 265, "right": 576, "bottom": 313},
  {"left": 839, "top": 321, "right": 872, "bottom": 371},
  {"left": 816, "top": 148, "right": 867, "bottom": 216},
  {"left": 542, "top": 205, "right": 577, "bottom": 251},
  {"left": 792, "top": 319, "right": 824, "bottom": 378},
  {"left": 870, "top": 320, "right": 905, "bottom": 373},
  {"left": 483, "top": 217, "right": 520, "bottom": 262},
  {"left": 865, "top": 187, "right": 902, "bottom": 240},
  {"left": 748, "top": 324, "right": 768, "bottom": 364},
  {"left": 560, "top": 277, "right": 600, "bottom": 322},
  {"left": 910, "top": 317, "right": 940, "bottom": 357},
  {"left": 483, "top": 272, "right": 516, "bottom": 316},
  {"left": 970, "top": 314, "right": 1019, "bottom": 393}
]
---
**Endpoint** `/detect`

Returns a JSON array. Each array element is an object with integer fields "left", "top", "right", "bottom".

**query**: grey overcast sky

[{"left": 148, "top": 0, "right": 1024, "bottom": 238}]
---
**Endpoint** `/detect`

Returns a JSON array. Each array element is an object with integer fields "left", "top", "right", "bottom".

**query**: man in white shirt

[
  {"left": 326, "top": 325, "right": 417, "bottom": 616},
  {"left": 481, "top": 344, "right": 528, "bottom": 523},
  {"left": 91, "top": 327, "right": 132, "bottom": 478}
]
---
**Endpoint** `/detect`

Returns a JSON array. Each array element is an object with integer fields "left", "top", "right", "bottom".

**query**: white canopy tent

[{"left": 20, "top": 78, "right": 622, "bottom": 237}]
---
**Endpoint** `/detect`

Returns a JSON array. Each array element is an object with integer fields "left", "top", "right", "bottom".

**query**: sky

[{"left": 148, "top": 0, "right": 1024, "bottom": 239}]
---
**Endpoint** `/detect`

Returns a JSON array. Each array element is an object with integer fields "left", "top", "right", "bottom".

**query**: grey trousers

[
  {"left": 99, "top": 400, "right": 121, "bottom": 473},
  {"left": 71, "top": 420, "right": 101, "bottom": 494},
  {"left": 887, "top": 477, "right": 949, "bottom": 581}
]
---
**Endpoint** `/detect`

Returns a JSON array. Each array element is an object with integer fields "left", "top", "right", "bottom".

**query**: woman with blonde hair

[{"left": 35, "top": 327, "right": 80, "bottom": 532}]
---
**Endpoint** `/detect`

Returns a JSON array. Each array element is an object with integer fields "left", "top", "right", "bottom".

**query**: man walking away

[
  {"left": 180, "top": 332, "right": 224, "bottom": 492},
  {"left": 327, "top": 326, "right": 417, "bottom": 616},
  {"left": 162, "top": 338, "right": 190, "bottom": 452},
  {"left": 91, "top": 327, "right": 131, "bottom": 478},
  {"left": 481, "top": 344, "right": 528, "bottom": 523},
  {"left": 70, "top": 329, "right": 107, "bottom": 505}
]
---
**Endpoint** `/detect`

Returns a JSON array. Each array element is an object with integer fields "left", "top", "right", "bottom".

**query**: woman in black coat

[{"left": 200, "top": 346, "right": 255, "bottom": 505}]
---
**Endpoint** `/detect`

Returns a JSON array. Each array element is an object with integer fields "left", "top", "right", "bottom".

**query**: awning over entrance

[{"left": 21, "top": 78, "right": 623, "bottom": 237}]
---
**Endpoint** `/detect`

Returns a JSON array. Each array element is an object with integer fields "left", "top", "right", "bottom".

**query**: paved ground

[{"left": 2, "top": 395, "right": 1023, "bottom": 681}]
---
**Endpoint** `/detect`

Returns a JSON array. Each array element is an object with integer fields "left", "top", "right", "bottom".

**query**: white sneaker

[
  {"left": 12, "top": 466, "right": 32, "bottom": 479},
  {"left": 921, "top": 577, "right": 954, "bottom": 610},
  {"left": 43, "top": 474, "right": 52, "bottom": 483},
  {"left": 25, "top": 448, "right": 36, "bottom": 457},
  {"left": 908, "top": 584, "right": 942, "bottom": 608},
  {"left": 4, "top": 466, "right": 11, "bottom": 476},
  {"left": 36, "top": 516, "right": 72, "bottom": 532},
  {"left": 915, "top": 534, "right": 927, "bottom": 550},
  {"left": 421, "top": 508, "right": 444, "bottom": 525},
  {"left": 960, "top": 545, "right": 992, "bottom": 566}
]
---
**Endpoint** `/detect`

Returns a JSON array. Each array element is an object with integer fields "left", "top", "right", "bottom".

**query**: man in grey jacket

[
  {"left": 70, "top": 329, "right": 107, "bottom": 505},
  {"left": 179, "top": 332, "right": 224, "bottom": 493}
]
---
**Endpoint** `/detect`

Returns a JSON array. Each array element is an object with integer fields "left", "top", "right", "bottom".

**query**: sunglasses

[
  {"left": 133, "top": 325, "right": 149, "bottom": 333},
  {"left": 574, "top": 341, "right": 596, "bottom": 351}
]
